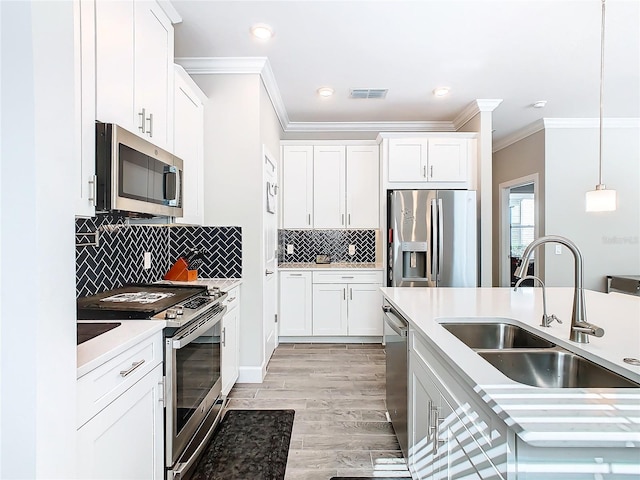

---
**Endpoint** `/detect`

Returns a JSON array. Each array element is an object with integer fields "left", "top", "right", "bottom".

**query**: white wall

[
  {"left": 1, "top": 1, "right": 77, "bottom": 477},
  {"left": 195, "top": 73, "right": 282, "bottom": 378},
  {"left": 458, "top": 112, "right": 493, "bottom": 286},
  {"left": 493, "top": 130, "right": 546, "bottom": 284},
  {"left": 544, "top": 125, "right": 640, "bottom": 291}
]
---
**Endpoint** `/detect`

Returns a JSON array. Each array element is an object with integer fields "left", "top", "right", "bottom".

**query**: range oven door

[{"left": 165, "top": 306, "right": 225, "bottom": 470}]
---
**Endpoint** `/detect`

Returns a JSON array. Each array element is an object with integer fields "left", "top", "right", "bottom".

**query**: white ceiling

[{"left": 171, "top": 0, "right": 640, "bottom": 146}]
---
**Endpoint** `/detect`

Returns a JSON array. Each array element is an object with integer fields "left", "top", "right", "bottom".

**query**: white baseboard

[
  {"left": 237, "top": 363, "right": 267, "bottom": 383},
  {"left": 279, "top": 336, "right": 383, "bottom": 344}
]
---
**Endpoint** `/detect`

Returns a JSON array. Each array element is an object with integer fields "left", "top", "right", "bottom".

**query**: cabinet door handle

[
  {"left": 147, "top": 112, "right": 153, "bottom": 138},
  {"left": 350, "top": 288, "right": 352, "bottom": 300},
  {"left": 307, "top": 213, "right": 311, "bottom": 225},
  {"left": 430, "top": 165, "right": 433, "bottom": 178},
  {"left": 343, "top": 288, "right": 346, "bottom": 300},
  {"left": 222, "top": 327, "right": 226, "bottom": 347},
  {"left": 423, "top": 165, "right": 426, "bottom": 178},
  {"left": 342, "top": 213, "right": 345, "bottom": 225},
  {"left": 348, "top": 213, "right": 351, "bottom": 225},
  {"left": 120, "top": 359, "right": 145, "bottom": 377},
  {"left": 138, "top": 108, "right": 146, "bottom": 133},
  {"left": 88, "top": 175, "right": 97, "bottom": 207}
]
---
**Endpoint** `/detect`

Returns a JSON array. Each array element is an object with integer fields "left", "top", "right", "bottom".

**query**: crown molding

[
  {"left": 453, "top": 99, "right": 503, "bottom": 130},
  {"left": 492, "top": 117, "right": 640, "bottom": 152},
  {"left": 286, "top": 121, "right": 454, "bottom": 133},
  {"left": 542, "top": 118, "right": 640, "bottom": 129},
  {"left": 176, "top": 57, "right": 290, "bottom": 130},
  {"left": 156, "top": 1, "right": 182, "bottom": 24},
  {"left": 493, "top": 119, "right": 545, "bottom": 152}
]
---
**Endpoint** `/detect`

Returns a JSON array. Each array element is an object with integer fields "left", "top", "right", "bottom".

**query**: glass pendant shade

[{"left": 585, "top": 185, "right": 617, "bottom": 212}]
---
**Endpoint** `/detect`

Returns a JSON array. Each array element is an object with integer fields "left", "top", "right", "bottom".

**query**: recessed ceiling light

[
  {"left": 433, "top": 87, "right": 450, "bottom": 97},
  {"left": 250, "top": 24, "right": 274, "bottom": 40},
  {"left": 532, "top": 100, "right": 547, "bottom": 108},
  {"left": 317, "top": 87, "right": 334, "bottom": 98}
]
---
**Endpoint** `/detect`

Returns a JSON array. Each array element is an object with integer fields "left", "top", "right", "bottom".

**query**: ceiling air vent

[{"left": 349, "top": 88, "right": 388, "bottom": 99}]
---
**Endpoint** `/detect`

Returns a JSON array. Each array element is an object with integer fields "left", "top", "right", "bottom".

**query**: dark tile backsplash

[
  {"left": 278, "top": 229, "right": 376, "bottom": 263},
  {"left": 76, "top": 214, "right": 242, "bottom": 297}
]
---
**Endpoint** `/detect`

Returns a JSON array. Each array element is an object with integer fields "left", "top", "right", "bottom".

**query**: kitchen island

[{"left": 381, "top": 286, "right": 640, "bottom": 479}]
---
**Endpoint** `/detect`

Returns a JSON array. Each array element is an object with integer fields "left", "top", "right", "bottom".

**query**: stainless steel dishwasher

[{"left": 383, "top": 301, "right": 409, "bottom": 458}]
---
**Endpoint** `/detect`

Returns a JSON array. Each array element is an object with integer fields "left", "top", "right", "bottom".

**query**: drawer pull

[
  {"left": 290, "top": 273, "right": 303, "bottom": 277},
  {"left": 341, "top": 276, "right": 354, "bottom": 279},
  {"left": 119, "top": 359, "right": 145, "bottom": 378}
]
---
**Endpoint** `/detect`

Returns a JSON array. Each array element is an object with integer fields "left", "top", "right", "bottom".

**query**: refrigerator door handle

[
  {"left": 430, "top": 199, "right": 438, "bottom": 279},
  {"left": 438, "top": 198, "right": 444, "bottom": 278}
]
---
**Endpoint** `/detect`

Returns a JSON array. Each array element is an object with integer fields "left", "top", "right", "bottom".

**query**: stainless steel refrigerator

[{"left": 388, "top": 190, "right": 477, "bottom": 287}]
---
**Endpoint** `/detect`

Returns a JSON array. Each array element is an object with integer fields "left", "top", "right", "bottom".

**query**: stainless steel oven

[
  {"left": 165, "top": 302, "right": 226, "bottom": 479},
  {"left": 77, "top": 284, "right": 228, "bottom": 480}
]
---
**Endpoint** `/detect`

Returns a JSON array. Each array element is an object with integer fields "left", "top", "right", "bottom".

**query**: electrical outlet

[
  {"left": 348, "top": 244, "right": 356, "bottom": 255},
  {"left": 143, "top": 252, "right": 152, "bottom": 269},
  {"left": 287, "top": 244, "right": 294, "bottom": 254},
  {"left": 555, "top": 245, "right": 562, "bottom": 255}
]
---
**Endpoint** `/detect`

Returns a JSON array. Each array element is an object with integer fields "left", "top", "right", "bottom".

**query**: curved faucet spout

[{"left": 513, "top": 235, "right": 602, "bottom": 343}]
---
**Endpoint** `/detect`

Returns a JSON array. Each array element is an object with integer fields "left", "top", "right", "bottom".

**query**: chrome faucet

[
  {"left": 514, "top": 235, "right": 604, "bottom": 343},
  {"left": 514, "top": 275, "right": 562, "bottom": 328}
]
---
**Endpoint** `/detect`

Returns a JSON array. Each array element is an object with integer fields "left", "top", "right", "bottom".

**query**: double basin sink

[{"left": 440, "top": 322, "right": 639, "bottom": 388}]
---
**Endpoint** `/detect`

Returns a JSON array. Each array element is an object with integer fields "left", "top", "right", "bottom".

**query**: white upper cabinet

[
  {"left": 427, "top": 138, "right": 468, "bottom": 182},
  {"left": 386, "top": 135, "right": 472, "bottom": 185},
  {"left": 74, "top": 0, "right": 97, "bottom": 217},
  {"left": 313, "top": 146, "right": 346, "bottom": 228},
  {"left": 282, "top": 146, "right": 314, "bottom": 228},
  {"left": 346, "top": 145, "right": 379, "bottom": 228},
  {"left": 281, "top": 143, "right": 380, "bottom": 229},
  {"left": 174, "top": 65, "right": 205, "bottom": 225},
  {"left": 387, "top": 138, "right": 428, "bottom": 182},
  {"left": 95, "top": 0, "right": 174, "bottom": 152}
]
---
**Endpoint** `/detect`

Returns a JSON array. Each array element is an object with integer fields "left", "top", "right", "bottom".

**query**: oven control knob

[
  {"left": 165, "top": 309, "right": 177, "bottom": 320},
  {"left": 175, "top": 305, "right": 184, "bottom": 315}
]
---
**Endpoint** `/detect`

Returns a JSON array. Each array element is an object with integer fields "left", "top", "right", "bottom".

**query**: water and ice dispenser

[{"left": 401, "top": 242, "right": 428, "bottom": 281}]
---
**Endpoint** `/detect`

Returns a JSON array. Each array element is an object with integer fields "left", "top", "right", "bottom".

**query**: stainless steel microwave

[{"left": 95, "top": 122, "right": 183, "bottom": 217}]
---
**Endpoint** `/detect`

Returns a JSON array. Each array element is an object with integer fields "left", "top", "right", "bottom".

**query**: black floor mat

[{"left": 191, "top": 409, "right": 295, "bottom": 480}]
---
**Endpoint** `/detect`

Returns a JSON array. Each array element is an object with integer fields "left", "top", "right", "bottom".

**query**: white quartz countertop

[
  {"left": 278, "top": 262, "right": 383, "bottom": 270},
  {"left": 380, "top": 286, "right": 640, "bottom": 448},
  {"left": 77, "top": 320, "right": 165, "bottom": 378},
  {"left": 77, "top": 278, "right": 242, "bottom": 377}
]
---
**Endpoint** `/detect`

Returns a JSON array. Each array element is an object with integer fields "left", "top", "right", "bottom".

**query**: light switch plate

[
  {"left": 348, "top": 244, "right": 356, "bottom": 255},
  {"left": 287, "top": 244, "right": 294, "bottom": 254}
]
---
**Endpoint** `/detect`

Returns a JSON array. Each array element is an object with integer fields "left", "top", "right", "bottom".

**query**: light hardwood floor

[{"left": 225, "top": 343, "right": 411, "bottom": 479}]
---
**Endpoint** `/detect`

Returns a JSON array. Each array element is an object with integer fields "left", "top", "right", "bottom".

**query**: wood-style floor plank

[{"left": 225, "top": 342, "right": 410, "bottom": 479}]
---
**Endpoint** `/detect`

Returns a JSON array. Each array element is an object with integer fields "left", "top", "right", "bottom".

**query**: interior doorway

[{"left": 498, "top": 174, "right": 539, "bottom": 287}]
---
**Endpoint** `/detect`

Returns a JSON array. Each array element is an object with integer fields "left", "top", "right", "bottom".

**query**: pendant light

[{"left": 585, "top": 0, "right": 617, "bottom": 212}]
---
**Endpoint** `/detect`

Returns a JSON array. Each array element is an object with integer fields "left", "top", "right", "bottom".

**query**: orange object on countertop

[{"left": 164, "top": 258, "right": 198, "bottom": 282}]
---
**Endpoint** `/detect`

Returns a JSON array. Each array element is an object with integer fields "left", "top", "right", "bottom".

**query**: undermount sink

[
  {"left": 478, "top": 350, "right": 640, "bottom": 389},
  {"left": 441, "top": 322, "right": 556, "bottom": 349}
]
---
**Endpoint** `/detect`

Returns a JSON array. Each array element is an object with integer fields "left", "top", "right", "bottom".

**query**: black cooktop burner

[{"left": 77, "top": 284, "right": 207, "bottom": 320}]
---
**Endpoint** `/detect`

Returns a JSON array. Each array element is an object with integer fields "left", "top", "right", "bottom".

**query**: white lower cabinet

[
  {"left": 312, "top": 271, "right": 383, "bottom": 337},
  {"left": 221, "top": 286, "right": 241, "bottom": 396},
  {"left": 409, "top": 330, "right": 507, "bottom": 480},
  {"left": 77, "top": 331, "right": 164, "bottom": 480},
  {"left": 279, "top": 271, "right": 313, "bottom": 336},
  {"left": 279, "top": 270, "right": 383, "bottom": 339}
]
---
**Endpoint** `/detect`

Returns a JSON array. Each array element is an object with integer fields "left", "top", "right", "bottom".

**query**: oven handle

[{"left": 171, "top": 306, "right": 227, "bottom": 349}]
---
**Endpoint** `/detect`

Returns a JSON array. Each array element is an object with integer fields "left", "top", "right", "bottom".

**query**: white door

[
  {"left": 282, "top": 146, "right": 313, "bottom": 228},
  {"left": 346, "top": 145, "right": 379, "bottom": 228},
  {"left": 279, "top": 272, "right": 313, "bottom": 336},
  {"left": 347, "top": 283, "right": 383, "bottom": 336},
  {"left": 312, "top": 283, "right": 348, "bottom": 335},
  {"left": 313, "top": 145, "right": 346, "bottom": 228},
  {"left": 263, "top": 147, "right": 278, "bottom": 364},
  {"left": 427, "top": 138, "right": 468, "bottom": 182},
  {"left": 388, "top": 138, "right": 427, "bottom": 182}
]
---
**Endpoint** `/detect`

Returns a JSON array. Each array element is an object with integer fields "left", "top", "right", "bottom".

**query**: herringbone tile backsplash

[
  {"left": 278, "top": 229, "right": 376, "bottom": 263},
  {"left": 76, "top": 215, "right": 242, "bottom": 298}
]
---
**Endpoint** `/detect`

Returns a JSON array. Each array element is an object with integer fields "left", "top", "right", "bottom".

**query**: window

[{"left": 510, "top": 194, "right": 535, "bottom": 258}]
